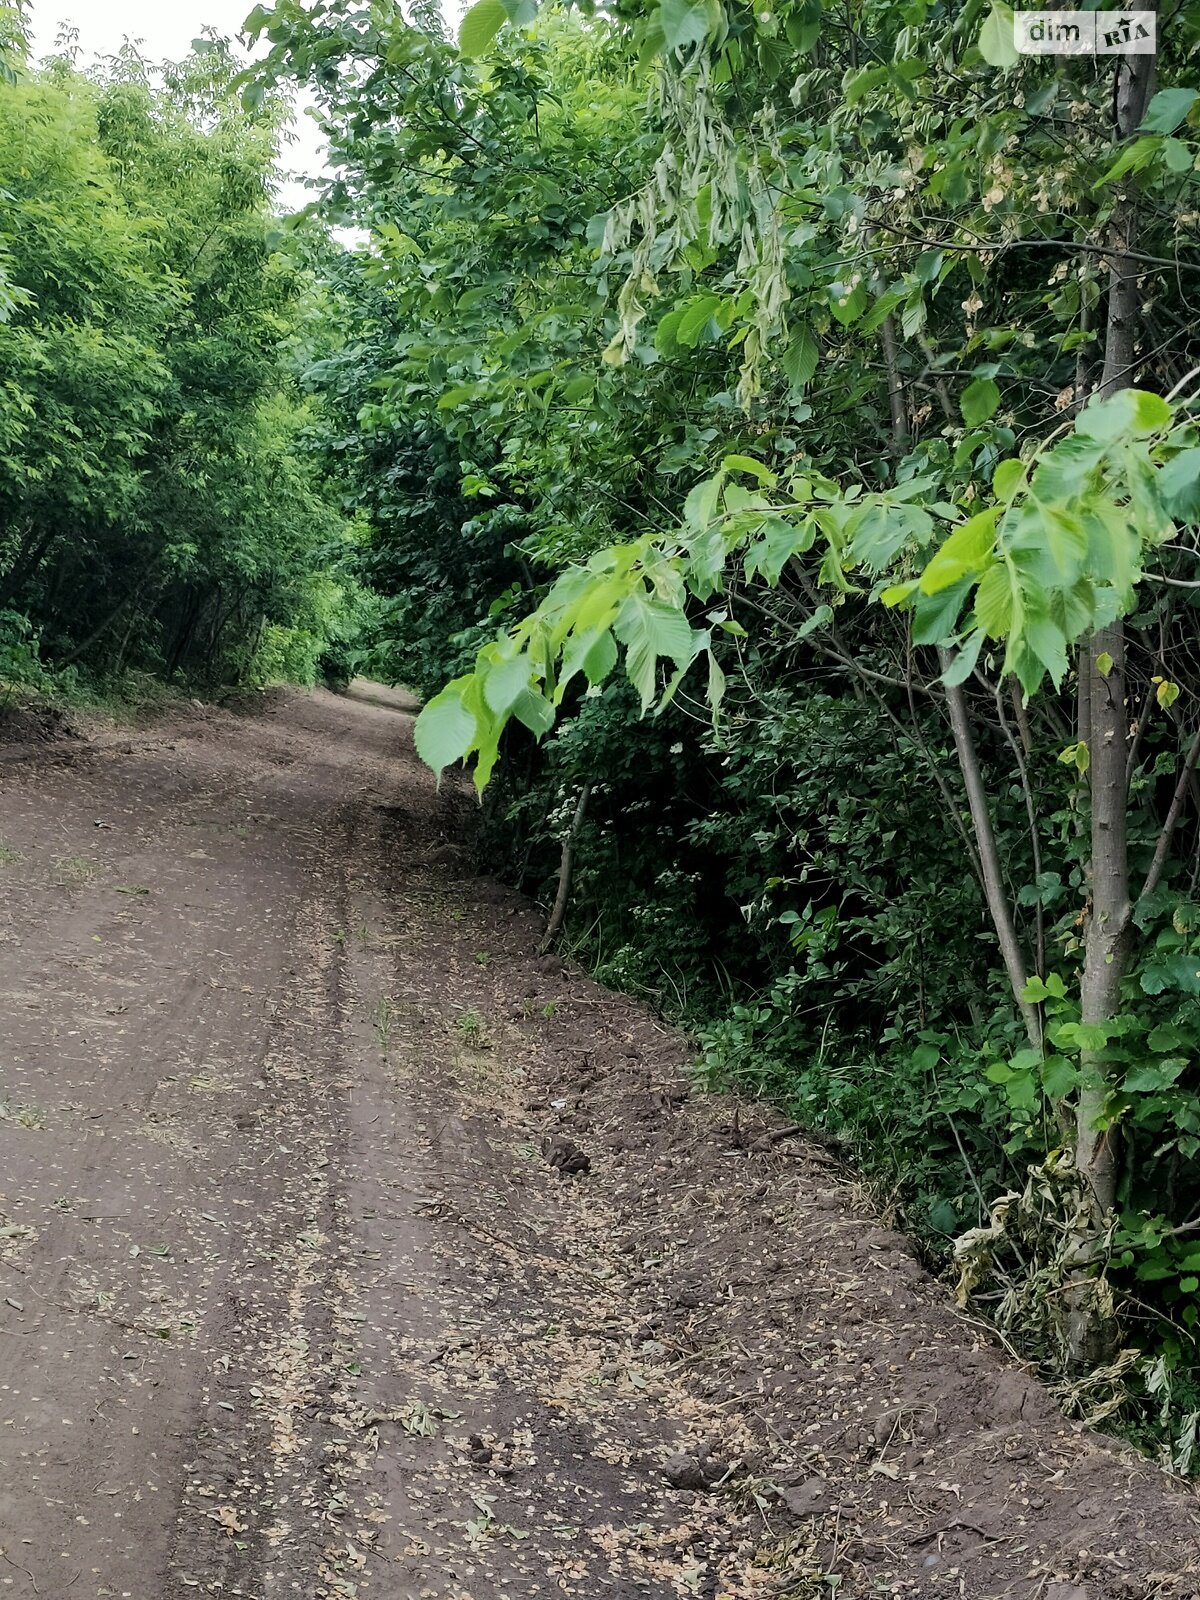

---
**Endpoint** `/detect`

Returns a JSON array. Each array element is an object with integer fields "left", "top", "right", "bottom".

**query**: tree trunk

[
  {"left": 57, "top": 591, "right": 136, "bottom": 670},
  {"left": 1077, "top": 624, "right": 1131, "bottom": 1217},
  {"left": 1074, "top": 12, "right": 1158, "bottom": 1216},
  {"left": 539, "top": 783, "right": 592, "bottom": 956},
  {"left": 941, "top": 665, "right": 1041, "bottom": 1052},
  {"left": 0, "top": 524, "right": 57, "bottom": 610},
  {"left": 1066, "top": 14, "right": 1158, "bottom": 1360}
]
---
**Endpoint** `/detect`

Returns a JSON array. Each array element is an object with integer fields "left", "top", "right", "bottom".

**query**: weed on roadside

[
  {"left": 374, "top": 996, "right": 394, "bottom": 1046},
  {"left": 456, "top": 1011, "right": 485, "bottom": 1045},
  {"left": 53, "top": 855, "right": 96, "bottom": 886}
]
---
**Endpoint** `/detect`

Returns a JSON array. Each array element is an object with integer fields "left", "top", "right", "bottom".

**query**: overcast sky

[{"left": 28, "top": 0, "right": 328, "bottom": 212}]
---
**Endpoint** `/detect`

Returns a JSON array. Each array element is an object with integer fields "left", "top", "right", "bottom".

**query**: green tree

[
  {"left": 0, "top": 36, "right": 366, "bottom": 690},
  {"left": 257, "top": 0, "right": 1200, "bottom": 1416}
]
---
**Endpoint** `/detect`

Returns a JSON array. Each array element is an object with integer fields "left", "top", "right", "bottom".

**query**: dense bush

[{"left": 0, "top": 31, "right": 368, "bottom": 695}]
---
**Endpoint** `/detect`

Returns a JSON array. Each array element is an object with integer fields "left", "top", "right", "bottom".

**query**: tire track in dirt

[{"left": 2, "top": 684, "right": 1200, "bottom": 1600}]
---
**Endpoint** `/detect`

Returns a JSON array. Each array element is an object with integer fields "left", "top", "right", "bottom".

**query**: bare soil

[{"left": 1, "top": 682, "right": 1198, "bottom": 1600}]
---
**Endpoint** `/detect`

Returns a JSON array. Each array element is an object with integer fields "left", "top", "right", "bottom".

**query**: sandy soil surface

[{"left": 1, "top": 682, "right": 1199, "bottom": 1600}]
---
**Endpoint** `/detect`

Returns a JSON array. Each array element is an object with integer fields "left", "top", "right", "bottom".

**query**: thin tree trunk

[
  {"left": 57, "top": 592, "right": 136, "bottom": 669},
  {"left": 1077, "top": 625, "right": 1131, "bottom": 1217},
  {"left": 539, "top": 783, "right": 592, "bottom": 956},
  {"left": 880, "top": 298, "right": 1041, "bottom": 1049},
  {"left": 880, "top": 312, "right": 908, "bottom": 450},
  {"left": 1075, "top": 13, "right": 1158, "bottom": 1217},
  {"left": 942, "top": 665, "right": 1041, "bottom": 1052},
  {"left": 1066, "top": 14, "right": 1158, "bottom": 1361},
  {"left": 0, "top": 525, "right": 57, "bottom": 610}
]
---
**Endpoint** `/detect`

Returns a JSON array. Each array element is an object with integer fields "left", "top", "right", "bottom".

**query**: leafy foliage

[
  {"left": 0, "top": 40, "right": 366, "bottom": 692},
  {"left": 255, "top": 0, "right": 1200, "bottom": 1459}
]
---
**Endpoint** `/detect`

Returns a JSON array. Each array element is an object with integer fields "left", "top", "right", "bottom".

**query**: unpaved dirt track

[{"left": 2, "top": 685, "right": 1200, "bottom": 1600}]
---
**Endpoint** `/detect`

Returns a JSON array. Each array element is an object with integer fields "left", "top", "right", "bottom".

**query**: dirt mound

[{"left": 0, "top": 696, "right": 82, "bottom": 757}]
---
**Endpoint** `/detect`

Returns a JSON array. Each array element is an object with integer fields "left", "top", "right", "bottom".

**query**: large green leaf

[
  {"left": 659, "top": 0, "right": 712, "bottom": 53},
  {"left": 614, "top": 593, "right": 699, "bottom": 708},
  {"left": 1158, "top": 449, "right": 1200, "bottom": 523},
  {"left": 920, "top": 508, "right": 1000, "bottom": 594},
  {"left": 1076, "top": 388, "right": 1171, "bottom": 442},
  {"left": 1141, "top": 88, "right": 1200, "bottom": 134},
  {"left": 459, "top": 0, "right": 507, "bottom": 58},
  {"left": 960, "top": 377, "right": 1001, "bottom": 427},
  {"left": 414, "top": 686, "right": 477, "bottom": 775},
  {"left": 482, "top": 652, "right": 533, "bottom": 716},
  {"left": 781, "top": 324, "right": 819, "bottom": 391},
  {"left": 977, "top": 4, "right": 1018, "bottom": 69}
]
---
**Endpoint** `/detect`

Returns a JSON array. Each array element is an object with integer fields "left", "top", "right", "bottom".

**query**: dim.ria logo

[{"left": 1014, "top": 9, "right": 1157, "bottom": 53}]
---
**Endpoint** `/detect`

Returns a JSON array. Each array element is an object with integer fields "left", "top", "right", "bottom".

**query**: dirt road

[{"left": 1, "top": 685, "right": 1199, "bottom": 1600}]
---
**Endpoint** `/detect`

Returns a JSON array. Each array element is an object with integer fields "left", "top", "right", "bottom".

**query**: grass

[
  {"left": 456, "top": 1011, "right": 485, "bottom": 1044},
  {"left": 0, "top": 1102, "right": 45, "bottom": 1130},
  {"left": 53, "top": 855, "right": 96, "bottom": 887},
  {"left": 0, "top": 842, "right": 19, "bottom": 866},
  {"left": 374, "top": 996, "right": 395, "bottom": 1046}
]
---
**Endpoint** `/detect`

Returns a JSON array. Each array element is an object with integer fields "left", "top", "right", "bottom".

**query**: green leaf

[
  {"left": 582, "top": 628, "right": 618, "bottom": 685},
  {"left": 920, "top": 508, "right": 1000, "bottom": 595},
  {"left": 482, "top": 653, "right": 533, "bottom": 716},
  {"left": 900, "top": 292, "right": 926, "bottom": 339},
  {"left": 660, "top": 0, "right": 712, "bottom": 53},
  {"left": 1141, "top": 88, "right": 1199, "bottom": 135},
  {"left": 828, "top": 282, "right": 868, "bottom": 326},
  {"left": 614, "top": 593, "right": 699, "bottom": 709},
  {"left": 1163, "top": 137, "right": 1195, "bottom": 175},
  {"left": 707, "top": 649, "right": 726, "bottom": 713},
  {"left": 781, "top": 324, "right": 819, "bottom": 391},
  {"left": 1005, "top": 1070, "right": 1039, "bottom": 1112},
  {"left": 1141, "top": 954, "right": 1200, "bottom": 995},
  {"left": 1125, "top": 1057, "right": 1189, "bottom": 1092},
  {"left": 722, "top": 454, "right": 777, "bottom": 486},
  {"left": 676, "top": 295, "right": 723, "bottom": 347},
  {"left": 977, "top": 2, "right": 1018, "bottom": 68},
  {"left": 940, "top": 628, "right": 984, "bottom": 685},
  {"left": 993, "top": 459, "right": 1025, "bottom": 503},
  {"left": 1147, "top": 1023, "right": 1187, "bottom": 1052},
  {"left": 973, "top": 563, "right": 1013, "bottom": 638},
  {"left": 414, "top": 686, "right": 477, "bottom": 776},
  {"left": 458, "top": 0, "right": 508, "bottom": 57},
  {"left": 1042, "top": 1055, "right": 1079, "bottom": 1100},
  {"left": 796, "top": 603, "right": 833, "bottom": 639},
  {"left": 1094, "top": 136, "right": 1162, "bottom": 190},
  {"left": 1158, "top": 449, "right": 1200, "bottom": 522},
  {"left": 960, "top": 377, "right": 1001, "bottom": 427},
  {"left": 512, "top": 688, "right": 554, "bottom": 736},
  {"left": 880, "top": 579, "right": 919, "bottom": 608}
]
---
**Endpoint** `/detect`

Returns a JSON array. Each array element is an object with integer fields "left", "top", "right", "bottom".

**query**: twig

[
  {"left": 1136, "top": 728, "right": 1200, "bottom": 907},
  {"left": 0, "top": 1549, "right": 41, "bottom": 1592}
]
